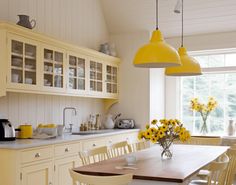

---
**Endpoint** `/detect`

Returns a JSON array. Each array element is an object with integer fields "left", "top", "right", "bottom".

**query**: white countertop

[{"left": 0, "top": 129, "right": 139, "bottom": 150}]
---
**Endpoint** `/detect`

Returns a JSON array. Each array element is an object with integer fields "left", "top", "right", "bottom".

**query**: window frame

[{"left": 179, "top": 48, "right": 236, "bottom": 135}]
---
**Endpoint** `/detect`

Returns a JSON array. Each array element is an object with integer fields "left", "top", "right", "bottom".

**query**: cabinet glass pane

[
  {"left": 12, "top": 40, "right": 23, "bottom": 55},
  {"left": 90, "top": 61, "right": 103, "bottom": 92},
  {"left": 78, "top": 79, "right": 85, "bottom": 90},
  {"left": 11, "top": 40, "right": 37, "bottom": 85},
  {"left": 106, "top": 65, "right": 118, "bottom": 94},
  {"left": 69, "top": 78, "right": 77, "bottom": 89},
  {"left": 54, "top": 75, "right": 63, "bottom": 88},
  {"left": 44, "top": 48, "right": 64, "bottom": 88},
  {"left": 68, "top": 55, "right": 86, "bottom": 91}
]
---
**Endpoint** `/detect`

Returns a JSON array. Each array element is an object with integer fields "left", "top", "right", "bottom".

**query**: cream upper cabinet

[
  {"left": 42, "top": 45, "right": 66, "bottom": 92},
  {"left": 0, "top": 22, "right": 120, "bottom": 100},
  {"left": 66, "top": 52, "right": 89, "bottom": 95},
  {"left": 7, "top": 34, "right": 40, "bottom": 90},
  {"left": 21, "top": 161, "right": 53, "bottom": 185},
  {"left": 89, "top": 59, "right": 104, "bottom": 96},
  {"left": 105, "top": 64, "right": 119, "bottom": 97}
]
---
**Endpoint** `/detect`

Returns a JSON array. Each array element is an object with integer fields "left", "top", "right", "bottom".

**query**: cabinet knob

[
  {"left": 49, "top": 182, "right": 52, "bottom": 185},
  {"left": 92, "top": 144, "right": 96, "bottom": 147},
  {"left": 35, "top": 153, "right": 41, "bottom": 158},
  {"left": 65, "top": 148, "right": 69, "bottom": 152}
]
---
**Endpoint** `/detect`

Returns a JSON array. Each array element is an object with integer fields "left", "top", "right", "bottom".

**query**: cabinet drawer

[
  {"left": 55, "top": 142, "right": 80, "bottom": 157},
  {"left": 83, "top": 139, "right": 106, "bottom": 150},
  {"left": 21, "top": 146, "right": 53, "bottom": 164}
]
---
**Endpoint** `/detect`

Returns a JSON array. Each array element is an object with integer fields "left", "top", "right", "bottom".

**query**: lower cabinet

[
  {"left": 0, "top": 131, "right": 139, "bottom": 185},
  {"left": 54, "top": 156, "right": 80, "bottom": 185},
  {"left": 21, "top": 161, "right": 53, "bottom": 185}
]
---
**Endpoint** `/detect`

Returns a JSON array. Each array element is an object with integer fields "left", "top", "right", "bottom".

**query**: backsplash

[{"left": 0, "top": 92, "right": 104, "bottom": 129}]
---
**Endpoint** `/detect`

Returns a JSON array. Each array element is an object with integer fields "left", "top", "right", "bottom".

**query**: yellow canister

[{"left": 19, "top": 125, "right": 33, "bottom": 139}]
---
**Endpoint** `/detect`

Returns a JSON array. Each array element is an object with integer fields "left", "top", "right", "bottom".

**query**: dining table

[{"left": 73, "top": 144, "right": 229, "bottom": 185}]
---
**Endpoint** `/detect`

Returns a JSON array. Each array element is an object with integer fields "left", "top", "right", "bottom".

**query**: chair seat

[{"left": 189, "top": 179, "right": 208, "bottom": 185}]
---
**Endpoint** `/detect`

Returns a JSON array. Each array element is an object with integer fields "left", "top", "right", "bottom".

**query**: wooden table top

[{"left": 74, "top": 144, "right": 228, "bottom": 183}]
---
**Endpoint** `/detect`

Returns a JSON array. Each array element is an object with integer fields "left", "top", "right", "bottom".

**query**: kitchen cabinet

[
  {"left": 0, "top": 22, "right": 120, "bottom": 102},
  {"left": 42, "top": 45, "right": 66, "bottom": 92},
  {"left": 54, "top": 156, "right": 79, "bottom": 185},
  {"left": 0, "top": 130, "right": 139, "bottom": 185},
  {"left": 7, "top": 33, "right": 40, "bottom": 91},
  {"left": 21, "top": 161, "right": 53, "bottom": 185},
  {"left": 67, "top": 52, "right": 88, "bottom": 95}
]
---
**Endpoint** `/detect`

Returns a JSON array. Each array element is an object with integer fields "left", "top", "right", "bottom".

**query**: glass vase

[
  {"left": 160, "top": 141, "right": 173, "bottom": 160},
  {"left": 200, "top": 120, "right": 208, "bottom": 135}
]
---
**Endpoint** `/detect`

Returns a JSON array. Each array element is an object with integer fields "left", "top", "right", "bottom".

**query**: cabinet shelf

[
  {"left": 11, "top": 66, "right": 23, "bottom": 70},
  {"left": 11, "top": 52, "right": 23, "bottom": 58}
]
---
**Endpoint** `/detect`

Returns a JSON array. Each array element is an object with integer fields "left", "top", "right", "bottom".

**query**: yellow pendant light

[
  {"left": 133, "top": 0, "right": 181, "bottom": 68},
  {"left": 165, "top": 0, "right": 202, "bottom": 76}
]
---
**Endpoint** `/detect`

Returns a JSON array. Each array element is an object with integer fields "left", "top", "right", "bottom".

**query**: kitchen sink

[{"left": 71, "top": 129, "right": 116, "bottom": 135}]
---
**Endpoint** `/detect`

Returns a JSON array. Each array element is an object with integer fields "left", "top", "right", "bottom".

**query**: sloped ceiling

[{"left": 100, "top": 0, "right": 236, "bottom": 38}]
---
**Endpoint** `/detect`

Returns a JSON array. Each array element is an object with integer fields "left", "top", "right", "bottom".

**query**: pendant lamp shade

[
  {"left": 133, "top": 30, "right": 181, "bottom": 68},
  {"left": 165, "top": 47, "right": 202, "bottom": 76},
  {"left": 165, "top": 0, "right": 202, "bottom": 76}
]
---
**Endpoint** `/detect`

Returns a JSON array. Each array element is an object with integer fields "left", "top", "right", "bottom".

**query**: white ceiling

[{"left": 100, "top": 0, "right": 236, "bottom": 38}]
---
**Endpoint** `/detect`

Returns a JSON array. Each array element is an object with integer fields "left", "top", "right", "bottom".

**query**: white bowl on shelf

[{"left": 25, "top": 78, "right": 33, "bottom": 84}]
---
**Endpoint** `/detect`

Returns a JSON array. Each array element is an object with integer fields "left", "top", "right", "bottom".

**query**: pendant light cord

[
  {"left": 181, "top": 0, "right": 184, "bottom": 47},
  {"left": 156, "top": 0, "right": 159, "bottom": 30}
]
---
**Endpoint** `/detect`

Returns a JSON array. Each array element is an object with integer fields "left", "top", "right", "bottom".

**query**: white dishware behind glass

[
  {"left": 125, "top": 155, "right": 137, "bottom": 166},
  {"left": 12, "top": 74, "right": 21, "bottom": 83},
  {"left": 25, "top": 78, "right": 33, "bottom": 84}
]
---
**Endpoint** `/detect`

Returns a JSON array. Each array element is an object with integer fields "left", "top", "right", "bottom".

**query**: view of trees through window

[{"left": 180, "top": 52, "right": 236, "bottom": 135}]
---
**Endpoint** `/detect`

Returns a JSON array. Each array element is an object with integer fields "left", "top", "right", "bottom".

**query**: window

[{"left": 180, "top": 51, "right": 236, "bottom": 135}]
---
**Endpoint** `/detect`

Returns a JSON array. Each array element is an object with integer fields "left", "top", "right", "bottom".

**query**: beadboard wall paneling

[
  {"left": 0, "top": 0, "right": 109, "bottom": 50},
  {"left": 0, "top": 93, "right": 104, "bottom": 129}
]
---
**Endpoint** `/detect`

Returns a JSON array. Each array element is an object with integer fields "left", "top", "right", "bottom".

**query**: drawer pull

[
  {"left": 65, "top": 148, "right": 69, "bottom": 152},
  {"left": 92, "top": 144, "right": 96, "bottom": 147},
  {"left": 35, "top": 153, "right": 41, "bottom": 158},
  {"left": 49, "top": 182, "right": 52, "bottom": 185}
]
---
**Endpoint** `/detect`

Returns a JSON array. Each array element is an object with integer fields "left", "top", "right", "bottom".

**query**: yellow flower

[
  {"left": 174, "top": 126, "right": 181, "bottom": 133},
  {"left": 150, "top": 127, "right": 157, "bottom": 134},
  {"left": 160, "top": 119, "right": 168, "bottom": 125},
  {"left": 145, "top": 124, "right": 150, "bottom": 129},
  {"left": 160, "top": 125, "right": 168, "bottom": 132},
  {"left": 138, "top": 131, "right": 144, "bottom": 140},
  {"left": 144, "top": 130, "right": 152, "bottom": 139},
  {"left": 150, "top": 136, "right": 158, "bottom": 143},
  {"left": 158, "top": 130, "right": 165, "bottom": 138},
  {"left": 151, "top": 119, "right": 158, "bottom": 125}
]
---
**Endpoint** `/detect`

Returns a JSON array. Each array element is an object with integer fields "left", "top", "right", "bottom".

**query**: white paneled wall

[
  {"left": 0, "top": 93, "right": 104, "bottom": 129},
  {"left": 0, "top": 0, "right": 109, "bottom": 50}
]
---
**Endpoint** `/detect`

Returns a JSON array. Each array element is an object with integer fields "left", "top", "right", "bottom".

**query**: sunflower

[
  {"left": 160, "top": 125, "right": 168, "bottom": 132},
  {"left": 150, "top": 127, "right": 157, "bottom": 134},
  {"left": 144, "top": 130, "right": 152, "bottom": 139},
  {"left": 159, "top": 130, "right": 165, "bottom": 138},
  {"left": 151, "top": 119, "right": 158, "bottom": 125},
  {"left": 174, "top": 126, "right": 181, "bottom": 133},
  {"left": 150, "top": 136, "right": 158, "bottom": 143},
  {"left": 138, "top": 131, "right": 144, "bottom": 140},
  {"left": 145, "top": 124, "right": 150, "bottom": 129}
]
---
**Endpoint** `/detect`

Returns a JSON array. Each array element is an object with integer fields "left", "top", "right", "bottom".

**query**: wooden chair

[
  {"left": 187, "top": 136, "right": 221, "bottom": 146},
  {"left": 222, "top": 147, "right": 236, "bottom": 185},
  {"left": 69, "top": 169, "right": 133, "bottom": 185},
  {"left": 79, "top": 146, "right": 109, "bottom": 165},
  {"left": 190, "top": 153, "right": 229, "bottom": 185},
  {"left": 128, "top": 140, "right": 150, "bottom": 152},
  {"left": 108, "top": 141, "right": 131, "bottom": 158}
]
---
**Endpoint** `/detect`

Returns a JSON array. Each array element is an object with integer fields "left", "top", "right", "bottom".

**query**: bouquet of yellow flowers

[
  {"left": 138, "top": 119, "right": 190, "bottom": 159},
  {"left": 190, "top": 97, "right": 217, "bottom": 134}
]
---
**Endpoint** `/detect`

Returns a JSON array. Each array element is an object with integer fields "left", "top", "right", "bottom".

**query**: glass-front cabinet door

[
  {"left": 8, "top": 35, "right": 38, "bottom": 89},
  {"left": 89, "top": 60, "right": 103, "bottom": 94},
  {"left": 106, "top": 65, "right": 118, "bottom": 95},
  {"left": 67, "top": 54, "right": 87, "bottom": 94},
  {"left": 43, "top": 47, "right": 65, "bottom": 91}
]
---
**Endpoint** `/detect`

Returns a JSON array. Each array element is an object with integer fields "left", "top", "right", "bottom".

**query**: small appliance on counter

[
  {"left": 116, "top": 119, "right": 135, "bottom": 129},
  {"left": 0, "top": 119, "right": 16, "bottom": 141},
  {"left": 15, "top": 124, "right": 33, "bottom": 139}
]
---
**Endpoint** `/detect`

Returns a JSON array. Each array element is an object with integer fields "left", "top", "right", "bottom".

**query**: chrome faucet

[{"left": 63, "top": 107, "right": 77, "bottom": 132}]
